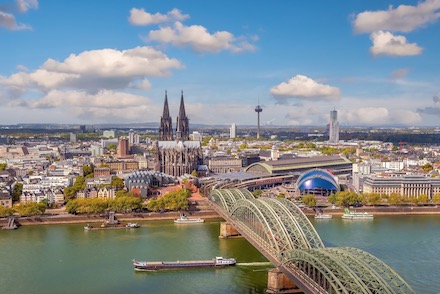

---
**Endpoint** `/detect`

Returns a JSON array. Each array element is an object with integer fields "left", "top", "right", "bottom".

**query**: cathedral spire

[
  {"left": 159, "top": 90, "right": 173, "bottom": 141},
  {"left": 163, "top": 90, "right": 170, "bottom": 118},
  {"left": 176, "top": 90, "right": 189, "bottom": 141},
  {"left": 179, "top": 90, "right": 186, "bottom": 119}
]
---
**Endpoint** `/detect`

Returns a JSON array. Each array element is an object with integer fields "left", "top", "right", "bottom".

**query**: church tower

[
  {"left": 175, "top": 90, "right": 189, "bottom": 141},
  {"left": 159, "top": 91, "right": 173, "bottom": 141}
]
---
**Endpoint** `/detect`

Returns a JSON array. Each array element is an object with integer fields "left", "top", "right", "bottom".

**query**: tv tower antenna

[{"left": 255, "top": 97, "right": 263, "bottom": 139}]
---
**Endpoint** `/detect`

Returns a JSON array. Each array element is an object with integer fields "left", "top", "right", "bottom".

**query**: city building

[
  {"left": 154, "top": 91, "right": 202, "bottom": 177},
  {"left": 363, "top": 175, "right": 440, "bottom": 199},
  {"left": 245, "top": 155, "right": 352, "bottom": 176},
  {"left": 70, "top": 133, "right": 77, "bottom": 143},
  {"left": 230, "top": 123, "right": 237, "bottom": 139},
  {"left": 128, "top": 129, "right": 140, "bottom": 146},
  {"left": 125, "top": 170, "right": 176, "bottom": 197},
  {"left": 117, "top": 138, "right": 129, "bottom": 157},
  {"left": 208, "top": 157, "right": 243, "bottom": 174},
  {"left": 296, "top": 168, "right": 340, "bottom": 196},
  {"left": 190, "top": 131, "right": 203, "bottom": 142},
  {"left": 329, "top": 109, "right": 339, "bottom": 144},
  {"left": 0, "top": 192, "right": 12, "bottom": 208}
]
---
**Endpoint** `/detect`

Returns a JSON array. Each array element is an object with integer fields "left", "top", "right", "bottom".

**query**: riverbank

[{"left": 2, "top": 200, "right": 440, "bottom": 227}]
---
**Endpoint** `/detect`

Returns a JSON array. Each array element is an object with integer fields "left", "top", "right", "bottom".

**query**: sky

[{"left": 1, "top": 0, "right": 440, "bottom": 128}]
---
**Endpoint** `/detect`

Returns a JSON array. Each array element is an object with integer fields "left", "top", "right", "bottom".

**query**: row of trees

[
  {"left": 0, "top": 202, "right": 46, "bottom": 217},
  {"left": 65, "top": 196, "right": 143, "bottom": 214},
  {"left": 146, "top": 189, "right": 191, "bottom": 212}
]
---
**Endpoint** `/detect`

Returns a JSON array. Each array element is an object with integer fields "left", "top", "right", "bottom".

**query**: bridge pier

[
  {"left": 266, "top": 268, "right": 303, "bottom": 294},
  {"left": 219, "top": 222, "right": 241, "bottom": 238}
]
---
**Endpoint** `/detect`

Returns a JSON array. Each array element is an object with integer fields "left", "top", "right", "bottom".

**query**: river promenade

[{"left": 2, "top": 198, "right": 440, "bottom": 227}]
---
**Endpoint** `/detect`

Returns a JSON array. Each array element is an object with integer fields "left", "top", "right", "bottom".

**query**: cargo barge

[
  {"left": 84, "top": 222, "right": 140, "bottom": 230},
  {"left": 133, "top": 256, "right": 236, "bottom": 271}
]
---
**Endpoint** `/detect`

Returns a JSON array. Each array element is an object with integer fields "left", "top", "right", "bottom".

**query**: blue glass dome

[{"left": 296, "top": 169, "right": 339, "bottom": 192}]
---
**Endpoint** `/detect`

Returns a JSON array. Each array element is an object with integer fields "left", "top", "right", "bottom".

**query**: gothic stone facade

[{"left": 154, "top": 91, "right": 202, "bottom": 177}]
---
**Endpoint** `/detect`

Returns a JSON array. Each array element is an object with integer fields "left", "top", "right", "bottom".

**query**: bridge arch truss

[{"left": 208, "top": 188, "right": 415, "bottom": 294}]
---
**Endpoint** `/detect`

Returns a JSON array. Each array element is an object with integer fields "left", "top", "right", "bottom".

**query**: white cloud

[
  {"left": 353, "top": 0, "right": 440, "bottom": 33},
  {"left": 147, "top": 21, "right": 256, "bottom": 53},
  {"left": 128, "top": 8, "right": 188, "bottom": 26},
  {"left": 343, "top": 107, "right": 422, "bottom": 125},
  {"left": 370, "top": 31, "right": 422, "bottom": 56},
  {"left": 433, "top": 92, "right": 440, "bottom": 103},
  {"left": 0, "top": 46, "right": 183, "bottom": 94},
  {"left": 270, "top": 75, "right": 341, "bottom": 101},
  {"left": 0, "top": 0, "right": 37, "bottom": 30},
  {"left": 26, "top": 90, "right": 146, "bottom": 109},
  {"left": 0, "top": 10, "right": 29, "bottom": 30},
  {"left": 16, "top": 0, "right": 38, "bottom": 13}
]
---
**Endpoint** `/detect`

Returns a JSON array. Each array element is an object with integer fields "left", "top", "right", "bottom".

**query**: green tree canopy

[
  {"left": 111, "top": 176, "right": 125, "bottom": 190},
  {"left": 0, "top": 206, "right": 14, "bottom": 217},
  {"left": 146, "top": 189, "right": 190, "bottom": 212},
  {"left": 0, "top": 163, "right": 7, "bottom": 171},
  {"left": 328, "top": 191, "right": 362, "bottom": 207},
  {"left": 12, "top": 182, "right": 23, "bottom": 202},
  {"left": 301, "top": 194, "right": 317, "bottom": 207},
  {"left": 13, "top": 202, "right": 46, "bottom": 216},
  {"left": 83, "top": 165, "right": 93, "bottom": 177}
]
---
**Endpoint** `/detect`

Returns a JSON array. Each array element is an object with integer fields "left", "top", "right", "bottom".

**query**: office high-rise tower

[
  {"left": 230, "top": 123, "right": 237, "bottom": 139},
  {"left": 329, "top": 109, "right": 339, "bottom": 143}
]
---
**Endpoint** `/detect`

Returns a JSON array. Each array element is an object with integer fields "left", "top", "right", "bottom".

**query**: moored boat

[
  {"left": 174, "top": 214, "right": 204, "bottom": 224},
  {"left": 314, "top": 208, "right": 332, "bottom": 219},
  {"left": 133, "top": 256, "right": 236, "bottom": 271},
  {"left": 341, "top": 208, "right": 374, "bottom": 220},
  {"left": 314, "top": 213, "right": 332, "bottom": 219},
  {"left": 84, "top": 222, "right": 140, "bottom": 230}
]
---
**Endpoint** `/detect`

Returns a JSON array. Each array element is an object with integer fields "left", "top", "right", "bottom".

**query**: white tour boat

[
  {"left": 341, "top": 208, "right": 374, "bottom": 220},
  {"left": 174, "top": 213, "right": 204, "bottom": 224}
]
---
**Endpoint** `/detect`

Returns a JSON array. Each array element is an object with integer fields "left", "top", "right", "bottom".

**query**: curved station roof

[{"left": 296, "top": 168, "right": 339, "bottom": 192}]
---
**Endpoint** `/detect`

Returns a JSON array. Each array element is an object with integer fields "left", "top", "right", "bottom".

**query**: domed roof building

[{"left": 296, "top": 168, "right": 340, "bottom": 196}]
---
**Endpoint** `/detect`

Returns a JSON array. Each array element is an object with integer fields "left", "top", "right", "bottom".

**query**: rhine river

[{"left": 1, "top": 215, "right": 439, "bottom": 294}]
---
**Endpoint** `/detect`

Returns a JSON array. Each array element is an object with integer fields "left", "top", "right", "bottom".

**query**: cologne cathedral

[{"left": 153, "top": 91, "right": 202, "bottom": 177}]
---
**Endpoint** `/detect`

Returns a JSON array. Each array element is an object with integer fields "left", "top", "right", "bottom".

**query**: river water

[{"left": 0, "top": 215, "right": 439, "bottom": 294}]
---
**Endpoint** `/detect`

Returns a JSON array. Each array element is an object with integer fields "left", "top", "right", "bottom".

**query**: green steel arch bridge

[{"left": 208, "top": 188, "right": 415, "bottom": 294}]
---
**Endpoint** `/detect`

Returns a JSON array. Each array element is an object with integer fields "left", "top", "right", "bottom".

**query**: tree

[
  {"left": 363, "top": 193, "right": 382, "bottom": 206},
  {"left": 388, "top": 193, "right": 404, "bottom": 205},
  {"left": 301, "top": 194, "right": 317, "bottom": 207},
  {"left": 0, "top": 206, "right": 14, "bottom": 217},
  {"left": 0, "top": 163, "right": 7, "bottom": 171},
  {"left": 83, "top": 165, "right": 93, "bottom": 177},
  {"left": 329, "top": 191, "right": 362, "bottom": 207},
  {"left": 13, "top": 202, "right": 46, "bottom": 216},
  {"left": 421, "top": 163, "right": 433, "bottom": 173},
  {"left": 12, "top": 182, "right": 23, "bottom": 202},
  {"left": 191, "top": 170, "right": 198, "bottom": 177},
  {"left": 115, "top": 190, "right": 131, "bottom": 198},
  {"left": 111, "top": 176, "right": 125, "bottom": 190},
  {"left": 432, "top": 193, "right": 440, "bottom": 204},
  {"left": 417, "top": 194, "right": 430, "bottom": 205},
  {"left": 63, "top": 186, "right": 76, "bottom": 202},
  {"left": 107, "top": 144, "right": 117, "bottom": 153}
]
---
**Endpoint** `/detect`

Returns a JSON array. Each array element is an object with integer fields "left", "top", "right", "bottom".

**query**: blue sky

[{"left": 1, "top": 0, "right": 440, "bottom": 127}]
